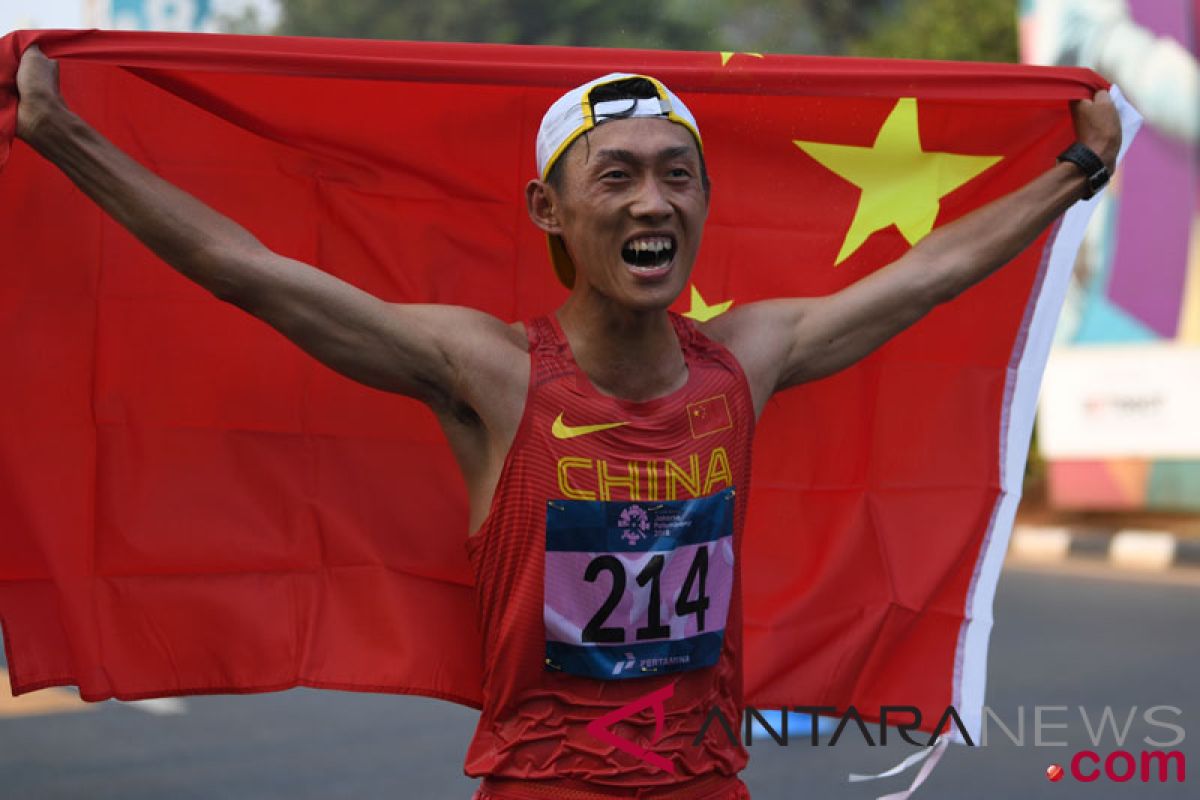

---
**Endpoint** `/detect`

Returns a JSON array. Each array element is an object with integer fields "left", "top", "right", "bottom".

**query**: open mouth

[{"left": 621, "top": 235, "right": 676, "bottom": 270}]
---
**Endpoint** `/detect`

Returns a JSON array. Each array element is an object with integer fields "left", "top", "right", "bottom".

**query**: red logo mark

[
  {"left": 1047, "top": 763, "right": 1064, "bottom": 782},
  {"left": 585, "top": 683, "right": 676, "bottom": 773}
]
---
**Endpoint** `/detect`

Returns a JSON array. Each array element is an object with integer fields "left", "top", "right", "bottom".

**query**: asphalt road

[{"left": 2, "top": 563, "right": 1196, "bottom": 799}]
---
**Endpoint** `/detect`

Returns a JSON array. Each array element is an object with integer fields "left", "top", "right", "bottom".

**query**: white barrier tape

[
  {"left": 1008, "top": 526, "right": 1071, "bottom": 562},
  {"left": 117, "top": 697, "right": 187, "bottom": 715},
  {"left": 1110, "top": 530, "right": 1177, "bottom": 571}
]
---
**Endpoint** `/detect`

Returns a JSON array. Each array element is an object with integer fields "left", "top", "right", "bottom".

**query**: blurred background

[{"left": 1, "top": 1, "right": 1197, "bottom": 798}]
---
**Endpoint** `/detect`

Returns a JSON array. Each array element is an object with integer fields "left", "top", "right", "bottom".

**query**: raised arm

[
  {"left": 707, "top": 90, "right": 1122, "bottom": 416},
  {"left": 12, "top": 46, "right": 525, "bottom": 417}
]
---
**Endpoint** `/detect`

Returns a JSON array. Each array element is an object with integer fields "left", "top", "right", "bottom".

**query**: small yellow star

[
  {"left": 719, "top": 51, "right": 764, "bottom": 67},
  {"left": 794, "top": 98, "right": 1003, "bottom": 265},
  {"left": 683, "top": 285, "right": 733, "bottom": 322}
]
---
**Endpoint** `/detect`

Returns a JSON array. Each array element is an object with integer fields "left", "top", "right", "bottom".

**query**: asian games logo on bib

[{"left": 618, "top": 505, "right": 650, "bottom": 545}]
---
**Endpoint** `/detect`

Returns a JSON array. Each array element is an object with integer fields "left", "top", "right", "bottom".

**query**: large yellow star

[
  {"left": 794, "top": 98, "right": 1002, "bottom": 265},
  {"left": 682, "top": 285, "right": 733, "bottom": 322}
]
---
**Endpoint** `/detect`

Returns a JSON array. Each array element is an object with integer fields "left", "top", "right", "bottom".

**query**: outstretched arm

[
  {"left": 707, "top": 90, "right": 1122, "bottom": 415},
  {"left": 13, "top": 46, "right": 523, "bottom": 414}
]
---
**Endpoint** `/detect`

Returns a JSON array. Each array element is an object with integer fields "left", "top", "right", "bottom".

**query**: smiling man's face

[{"left": 544, "top": 117, "right": 709, "bottom": 311}]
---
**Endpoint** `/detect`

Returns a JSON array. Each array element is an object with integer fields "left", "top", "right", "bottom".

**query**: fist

[
  {"left": 1071, "top": 89, "right": 1121, "bottom": 172},
  {"left": 15, "top": 46, "right": 65, "bottom": 142}
]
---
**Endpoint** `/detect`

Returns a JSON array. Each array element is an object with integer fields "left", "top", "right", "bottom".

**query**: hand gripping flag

[{"left": 0, "top": 29, "right": 1136, "bottom": 740}]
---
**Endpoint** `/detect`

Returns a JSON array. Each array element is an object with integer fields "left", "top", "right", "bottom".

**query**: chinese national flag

[{"left": 0, "top": 30, "right": 1120, "bottom": 738}]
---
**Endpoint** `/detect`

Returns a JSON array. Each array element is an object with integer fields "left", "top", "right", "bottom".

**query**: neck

[{"left": 556, "top": 290, "right": 688, "bottom": 402}]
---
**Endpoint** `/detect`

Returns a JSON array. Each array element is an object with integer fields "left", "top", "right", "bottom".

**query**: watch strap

[{"left": 1057, "top": 142, "right": 1109, "bottom": 200}]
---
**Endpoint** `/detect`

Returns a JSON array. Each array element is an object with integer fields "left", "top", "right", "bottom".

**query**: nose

[{"left": 629, "top": 176, "right": 672, "bottom": 220}]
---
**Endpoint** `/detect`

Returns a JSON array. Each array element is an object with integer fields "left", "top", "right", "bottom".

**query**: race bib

[{"left": 544, "top": 487, "right": 734, "bottom": 680}]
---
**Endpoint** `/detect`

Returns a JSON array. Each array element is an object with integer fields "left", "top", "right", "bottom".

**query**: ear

[{"left": 526, "top": 179, "right": 563, "bottom": 235}]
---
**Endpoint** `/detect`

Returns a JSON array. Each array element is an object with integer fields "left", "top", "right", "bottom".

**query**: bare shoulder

[
  {"left": 696, "top": 299, "right": 814, "bottom": 416},
  {"left": 402, "top": 302, "right": 528, "bottom": 357},
  {"left": 388, "top": 303, "right": 529, "bottom": 417}
]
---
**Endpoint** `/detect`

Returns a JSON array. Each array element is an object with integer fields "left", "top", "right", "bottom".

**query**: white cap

[
  {"left": 536, "top": 72, "right": 703, "bottom": 180},
  {"left": 535, "top": 73, "right": 703, "bottom": 287}
]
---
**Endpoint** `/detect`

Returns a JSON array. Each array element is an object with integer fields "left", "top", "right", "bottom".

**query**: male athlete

[{"left": 13, "top": 46, "right": 1119, "bottom": 800}]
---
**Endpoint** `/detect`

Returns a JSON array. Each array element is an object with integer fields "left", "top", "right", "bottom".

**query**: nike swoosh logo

[{"left": 551, "top": 412, "right": 629, "bottom": 440}]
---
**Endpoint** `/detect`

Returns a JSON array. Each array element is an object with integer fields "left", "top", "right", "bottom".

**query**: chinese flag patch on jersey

[{"left": 687, "top": 395, "right": 733, "bottom": 439}]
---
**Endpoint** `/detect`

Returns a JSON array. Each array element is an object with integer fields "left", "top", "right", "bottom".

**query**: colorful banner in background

[
  {"left": 1023, "top": 0, "right": 1200, "bottom": 511},
  {"left": 83, "top": 0, "right": 215, "bottom": 32}
]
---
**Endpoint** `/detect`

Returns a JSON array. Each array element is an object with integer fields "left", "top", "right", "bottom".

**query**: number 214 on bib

[{"left": 543, "top": 488, "right": 734, "bottom": 679}]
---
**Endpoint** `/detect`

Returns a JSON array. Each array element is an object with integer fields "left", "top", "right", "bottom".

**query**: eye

[
  {"left": 601, "top": 169, "right": 629, "bottom": 180},
  {"left": 667, "top": 167, "right": 692, "bottom": 179}
]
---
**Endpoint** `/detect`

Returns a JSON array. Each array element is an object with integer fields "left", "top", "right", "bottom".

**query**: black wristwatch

[{"left": 1057, "top": 142, "right": 1110, "bottom": 200}]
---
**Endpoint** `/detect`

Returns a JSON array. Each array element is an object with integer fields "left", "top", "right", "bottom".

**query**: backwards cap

[{"left": 535, "top": 73, "right": 703, "bottom": 288}]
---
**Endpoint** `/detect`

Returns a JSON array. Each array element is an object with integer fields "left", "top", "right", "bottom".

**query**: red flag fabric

[{"left": 0, "top": 29, "right": 1111, "bottom": 738}]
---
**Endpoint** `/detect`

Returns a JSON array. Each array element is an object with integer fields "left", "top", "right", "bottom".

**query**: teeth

[
  {"left": 627, "top": 237, "right": 673, "bottom": 253},
  {"left": 621, "top": 235, "right": 676, "bottom": 270}
]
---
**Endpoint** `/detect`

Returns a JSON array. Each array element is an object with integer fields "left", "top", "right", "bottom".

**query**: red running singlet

[{"left": 463, "top": 312, "right": 755, "bottom": 798}]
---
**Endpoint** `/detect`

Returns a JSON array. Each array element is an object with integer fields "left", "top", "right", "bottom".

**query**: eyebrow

[{"left": 592, "top": 146, "right": 696, "bottom": 165}]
